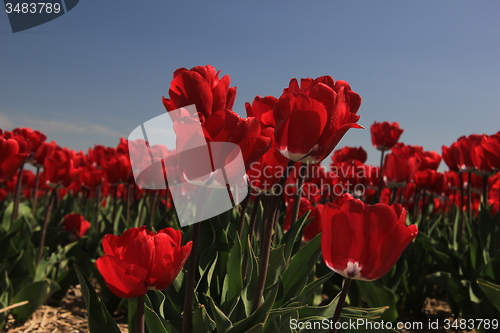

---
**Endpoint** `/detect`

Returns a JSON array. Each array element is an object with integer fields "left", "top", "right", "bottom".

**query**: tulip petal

[{"left": 96, "top": 255, "right": 148, "bottom": 298}]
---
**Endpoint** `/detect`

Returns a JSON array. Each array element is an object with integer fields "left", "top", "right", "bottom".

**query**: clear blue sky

[{"left": 1, "top": 1, "right": 499, "bottom": 170}]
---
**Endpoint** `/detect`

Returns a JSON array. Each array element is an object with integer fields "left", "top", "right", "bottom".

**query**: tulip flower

[
  {"left": 162, "top": 65, "right": 236, "bottom": 121},
  {"left": 245, "top": 95, "right": 279, "bottom": 129},
  {"left": 0, "top": 137, "right": 29, "bottom": 183},
  {"left": 274, "top": 76, "right": 362, "bottom": 164},
  {"left": 330, "top": 146, "right": 367, "bottom": 165},
  {"left": 370, "top": 121, "right": 404, "bottom": 152},
  {"left": 321, "top": 199, "right": 417, "bottom": 281},
  {"left": 96, "top": 226, "right": 192, "bottom": 298},
  {"left": 62, "top": 213, "right": 90, "bottom": 239}
]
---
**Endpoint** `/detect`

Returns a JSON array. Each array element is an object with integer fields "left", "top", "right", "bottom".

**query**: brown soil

[{"left": 3, "top": 285, "right": 128, "bottom": 333}]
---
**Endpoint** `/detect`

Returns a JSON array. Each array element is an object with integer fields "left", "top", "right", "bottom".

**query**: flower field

[{"left": 1, "top": 65, "right": 499, "bottom": 333}]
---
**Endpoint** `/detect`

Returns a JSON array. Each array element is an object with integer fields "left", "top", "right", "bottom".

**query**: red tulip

[
  {"left": 162, "top": 65, "right": 236, "bottom": 121},
  {"left": 245, "top": 95, "right": 279, "bottom": 129},
  {"left": 321, "top": 199, "right": 417, "bottom": 281},
  {"left": 453, "top": 135, "right": 477, "bottom": 173},
  {"left": 442, "top": 143, "right": 460, "bottom": 173},
  {"left": 80, "top": 165, "right": 103, "bottom": 188},
  {"left": 62, "top": 213, "right": 91, "bottom": 238},
  {"left": 101, "top": 153, "right": 131, "bottom": 185},
  {"left": 331, "top": 146, "right": 367, "bottom": 165},
  {"left": 482, "top": 134, "right": 500, "bottom": 171},
  {"left": 274, "top": 76, "right": 362, "bottom": 163},
  {"left": 203, "top": 109, "right": 272, "bottom": 172},
  {"left": 418, "top": 151, "right": 442, "bottom": 171},
  {"left": 96, "top": 226, "right": 192, "bottom": 298},
  {"left": 0, "top": 137, "right": 30, "bottom": 182},
  {"left": 43, "top": 148, "right": 80, "bottom": 188},
  {"left": 370, "top": 121, "right": 404, "bottom": 151},
  {"left": 12, "top": 127, "right": 46, "bottom": 155},
  {"left": 383, "top": 153, "right": 410, "bottom": 188}
]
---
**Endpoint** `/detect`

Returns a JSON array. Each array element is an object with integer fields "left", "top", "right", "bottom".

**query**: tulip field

[{"left": 1, "top": 65, "right": 500, "bottom": 333}]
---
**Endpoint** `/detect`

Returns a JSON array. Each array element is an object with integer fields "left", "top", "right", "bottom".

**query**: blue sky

[{"left": 1, "top": 1, "right": 499, "bottom": 170}]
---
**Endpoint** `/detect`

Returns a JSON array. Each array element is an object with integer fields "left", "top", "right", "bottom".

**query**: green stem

[
  {"left": 290, "top": 163, "right": 306, "bottom": 229},
  {"left": 182, "top": 187, "right": 207, "bottom": 333},
  {"left": 237, "top": 194, "right": 250, "bottom": 239},
  {"left": 467, "top": 172, "right": 472, "bottom": 223},
  {"left": 377, "top": 150, "right": 386, "bottom": 200},
  {"left": 12, "top": 163, "right": 25, "bottom": 225},
  {"left": 241, "top": 194, "right": 261, "bottom": 284},
  {"left": 31, "top": 166, "right": 40, "bottom": 228},
  {"left": 482, "top": 175, "right": 489, "bottom": 207},
  {"left": 252, "top": 160, "right": 295, "bottom": 313},
  {"left": 36, "top": 189, "right": 56, "bottom": 267},
  {"left": 331, "top": 278, "right": 352, "bottom": 333},
  {"left": 136, "top": 294, "right": 145, "bottom": 333}
]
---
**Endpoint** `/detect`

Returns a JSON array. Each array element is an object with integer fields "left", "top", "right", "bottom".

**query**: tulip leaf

[
  {"left": 283, "top": 271, "right": 334, "bottom": 307},
  {"left": 279, "top": 212, "right": 310, "bottom": 262},
  {"left": 192, "top": 303, "right": 216, "bottom": 333},
  {"left": 476, "top": 278, "right": 500, "bottom": 311},
  {"left": 209, "top": 297, "right": 233, "bottom": 333},
  {"left": 297, "top": 293, "right": 338, "bottom": 319},
  {"left": 11, "top": 278, "right": 60, "bottom": 320},
  {"left": 222, "top": 235, "right": 243, "bottom": 310},
  {"left": 265, "top": 245, "right": 286, "bottom": 288},
  {"left": 356, "top": 281, "right": 398, "bottom": 322},
  {"left": 279, "top": 234, "right": 322, "bottom": 306},
  {"left": 144, "top": 294, "right": 178, "bottom": 333},
  {"left": 341, "top": 306, "right": 389, "bottom": 319},
  {"left": 227, "top": 285, "right": 278, "bottom": 333},
  {"left": 73, "top": 264, "right": 121, "bottom": 333}
]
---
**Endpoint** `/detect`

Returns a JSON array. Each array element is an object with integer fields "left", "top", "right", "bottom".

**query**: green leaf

[
  {"left": 11, "top": 278, "right": 60, "bottom": 320},
  {"left": 279, "top": 234, "right": 322, "bottom": 305},
  {"left": 356, "top": 281, "right": 398, "bottom": 322},
  {"left": 192, "top": 303, "right": 216, "bottom": 333},
  {"left": 144, "top": 294, "right": 178, "bottom": 333},
  {"left": 222, "top": 235, "right": 243, "bottom": 310},
  {"left": 265, "top": 245, "right": 286, "bottom": 287},
  {"left": 279, "top": 212, "right": 310, "bottom": 262},
  {"left": 341, "top": 306, "right": 389, "bottom": 320},
  {"left": 73, "top": 264, "right": 121, "bottom": 333},
  {"left": 227, "top": 286, "right": 278, "bottom": 333},
  {"left": 284, "top": 271, "right": 334, "bottom": 307},
  {"left": 209, "top": 297, "right": 233, "bottom": 333},
  {"left": 477, "top": 278, "right": 500, "bottom": 311}
]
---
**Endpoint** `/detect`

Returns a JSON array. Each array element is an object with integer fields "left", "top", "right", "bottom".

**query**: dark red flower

[
  {"left": 162, "top": 65, "right": 236, "bottom": 121},
  {"left": 0, "top": 137, "right": 30, "bottom": 182},
  {"left": 12, "top": 127, "right": 46, "bottom": 155},
  {"left": 203, "top": 109, "right": 272, "bottom": 172},
  {"left": 62, "top": 213, "right": 91, "bottom": 238},
  {"left": 321, "top": 199, "right": 417, "bottom": 281},
  {"left": 101, "top": 153, "right": 131, "bottom": 185},
  {"left": 383, "top": 153, "right": 410, "bottom": 188},
  {"left": 245, "top": 95, "right": 279, "bottom": 129},
  {"left": 370, "top": 121, "right": 404, "bottom": 151},
  {"left": 331, "top": 146, "right": 367, "bottom": 165},
  {"left": 442, "top": 143, "right": 461, "bottom": 173},
  {"left": 274, "top": 77, "right": 362, "bottom": 163},
  {"left": 80, "top": 165, "right": 103, "bottom": 188},
  {"left": 43, "top": 148, "right": 80, "bottom": 188},
  {"left": 418, "top": 151, "right": 442, "bottom": 171},
  {"left": 96, "top": 226, "right": 192, "bottom": 298}
]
